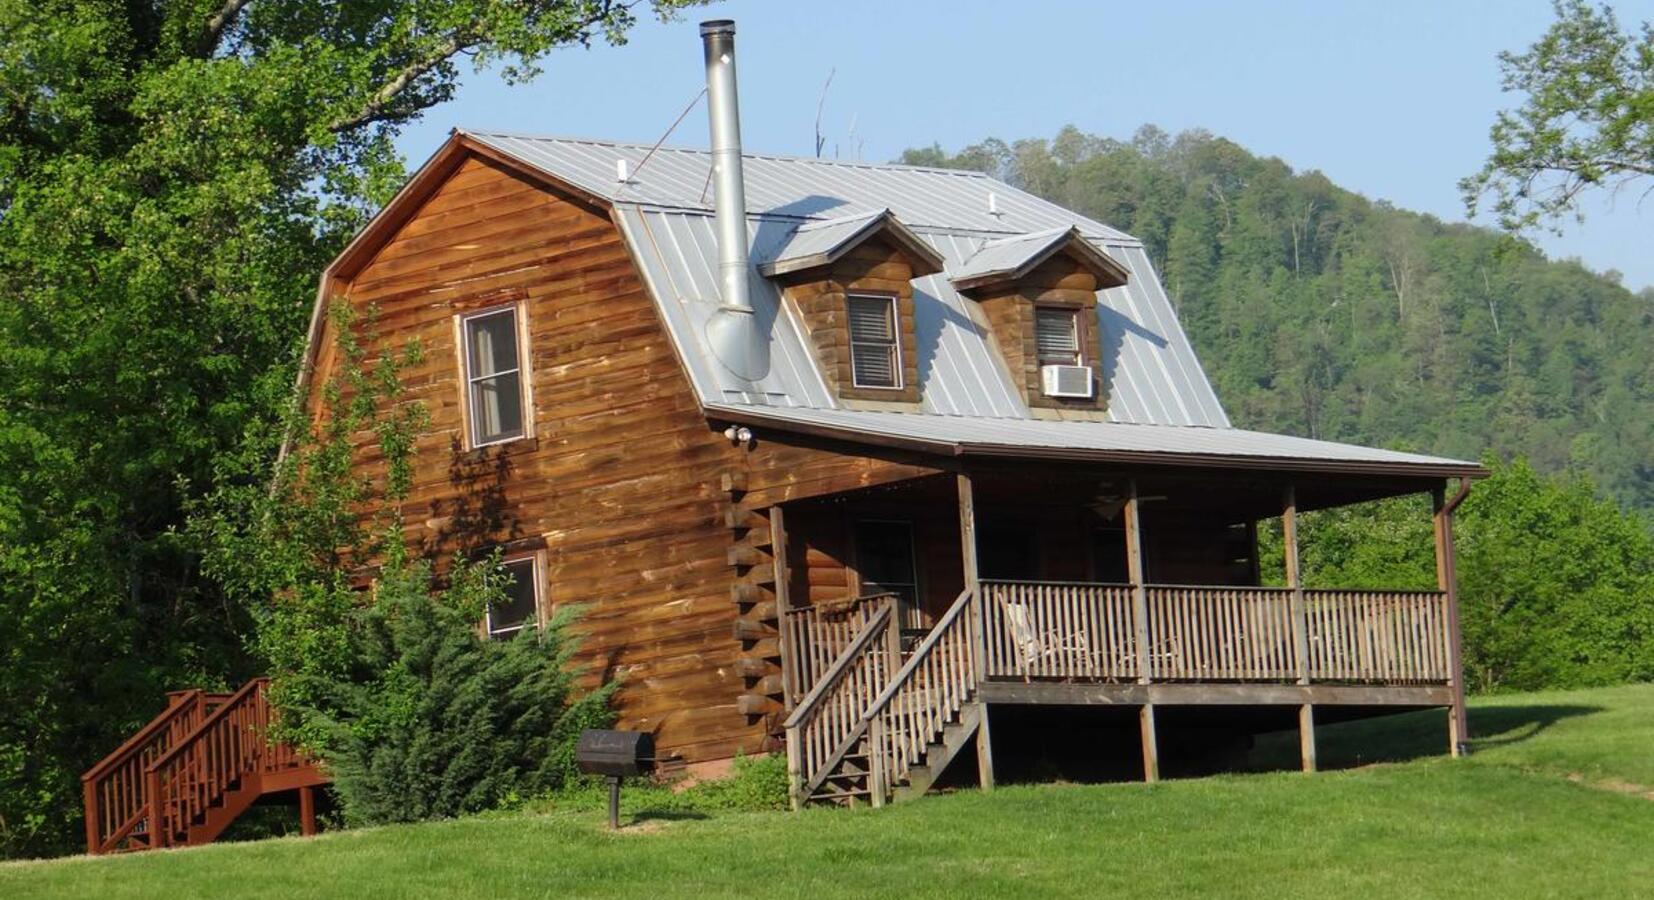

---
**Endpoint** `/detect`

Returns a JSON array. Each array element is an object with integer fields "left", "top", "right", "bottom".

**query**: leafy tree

[
  {"left": 902, "top": 127, "right": 1654, "bottom": 514},
  {"left": 0, "top": 0, "right": 703, "bottom": 859},
  {"left": 1260, "top": 459, "right": 1654, "bottom": 693},
  {"left": 1461, "top": 0, "right": 1654, "bottom": 232}
]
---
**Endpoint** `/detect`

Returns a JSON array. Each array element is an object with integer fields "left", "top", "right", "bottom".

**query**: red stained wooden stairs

[{"left": 80, "top": 678, "right": 327, "bottom": 854}]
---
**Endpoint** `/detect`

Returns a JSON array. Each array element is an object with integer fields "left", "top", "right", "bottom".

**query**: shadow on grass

[
  {"left": 1249, "top": 703, "right": 1604, "bottom": 772},
  {"left": 630, "top": 810, "right": 710, "bottom": 824}
]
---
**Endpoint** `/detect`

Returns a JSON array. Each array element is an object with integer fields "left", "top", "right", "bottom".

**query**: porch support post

[
  {"left": 1283, "top": 486, "right": 1310, "bottom": 686},
  {"left": 1434, "top": 481, "right": 1472, "bottom": 757},
  {"left": 1298, "top": 704, "right": 1317, "bottom": 773},
  {"left": 1124, "top": 480, "right": 1151, "bottom": 684},
  {"left": 770, "top": 505, "right": 797, "bottom": 709},
  {"left": 1124, "top": 480, "right": 1159, "bottom": 783},
  {"left": 1139, "top": 704, "right": 1160, "bottom": 783},
  {"left": 299, "top": 785, "right": 317, "bottom": 836},
  {"left": 957, "top": 470, "right": 993, "bottom": 789}
]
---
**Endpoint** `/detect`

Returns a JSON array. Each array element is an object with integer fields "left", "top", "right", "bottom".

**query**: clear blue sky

[{"left": 396, "top": 0, "right": 1654, "bottom": 291}]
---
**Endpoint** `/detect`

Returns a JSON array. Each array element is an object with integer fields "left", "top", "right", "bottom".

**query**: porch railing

[
  {"left": 782, "top": 592, "right": 894, "bottom": 702},
  {"left": 969, "top": 581, "right": 1450, "bottom": 685}
]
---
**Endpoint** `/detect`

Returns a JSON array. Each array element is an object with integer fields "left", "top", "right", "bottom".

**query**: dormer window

[
  {"left": 1035, "top": 308, "right": 1082, "bottom": 367},
  {"left": 848, "top": 294, "right": 902, "bottom": 390},
  {"left": 758, "top": 210, "right": 941, "bottom": 405}
]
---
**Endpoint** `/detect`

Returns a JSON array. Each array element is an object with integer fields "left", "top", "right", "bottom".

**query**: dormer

[
  {"left": 950, "top": 227, "right": 1130, "bottom": 412},
  {"left": 760, "top": 210, "right": 945, "bottom": 404}
]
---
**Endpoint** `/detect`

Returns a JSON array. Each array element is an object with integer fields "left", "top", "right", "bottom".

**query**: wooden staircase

[
  {"left": 81, "top": 678, "right": 327, "bottom": 854},
  {"left": 784, "top": 589, "right": 986, "bottom": 808}
]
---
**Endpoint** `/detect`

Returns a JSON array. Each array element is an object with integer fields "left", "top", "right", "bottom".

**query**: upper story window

[
  {"left": 1035, "top": 307, "right": 1082, "bottom": 367},
  {"left": 461, "top": 306, "right": 528, "bottom": 447},
  {"left": 485, "top": 555, "right": 542, "bottom": 639},
  {"left": 847, "top": 294, "right": 901, "bottom": 390}
]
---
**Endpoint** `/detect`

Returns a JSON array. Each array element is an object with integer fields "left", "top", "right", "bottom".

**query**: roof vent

[
  {"left": 699, "top": 19, "right": 769, "bottom": 381},
  {"left": 616, "top": 158, "right": 630, "bottom": 183}
]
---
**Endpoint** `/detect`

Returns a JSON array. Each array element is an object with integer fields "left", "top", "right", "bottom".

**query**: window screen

[
  {"left": 847, "top": 294, "right": 900, "bottom": 389},
  {"left": 1035, "top": 307, "right": 1082, "bottom": 366},
  {"left": 486, "top": 557, "right": 540, "bottom": 638},
  {"left": 463, "top": 307, "right": 525, "bottom": 446}
]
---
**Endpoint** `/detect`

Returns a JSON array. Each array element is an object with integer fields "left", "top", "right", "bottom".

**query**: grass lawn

[{"left": 5, "top": 684, "right": 1651, "bottom": 899}]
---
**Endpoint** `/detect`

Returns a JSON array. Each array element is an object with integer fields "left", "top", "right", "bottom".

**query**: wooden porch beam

[
  {"left": 957, "top": 470, "right": 994, "bottom": 787},
  {"left": 1283, "top": 486, "right": 1310, "bottom": 686},
  {"left": 770, "top": 505, "right": 797, "bottom": 709},
  {"left": 1124, "top": 479, "right": 1151, "bottom": 685},
  {"left": 1433, "top": 481, "right": 1472, "bottom": 756}
]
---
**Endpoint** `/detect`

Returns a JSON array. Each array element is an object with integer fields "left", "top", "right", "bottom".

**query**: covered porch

[{"left": 773, "top": 459, "right": 1472, "bottom": 797}]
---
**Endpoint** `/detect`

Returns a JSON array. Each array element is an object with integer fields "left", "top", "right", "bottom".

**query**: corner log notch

[{"left": 722, "top": 470, "right": 787, "bottom": 748}]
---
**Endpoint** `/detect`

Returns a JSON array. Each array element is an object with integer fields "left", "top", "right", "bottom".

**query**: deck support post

[
  {"left": 976, "top": 707, "right": 996, "bottom": 791},
  {"left": 1298, "top": 704, "right": 1317, "bottom": 773},
  {"left": 1139, "top": 704, "right": 1160, "bottom": 783},
  {"left": 298, "top": 785, "right": 317, "bottom": 836},
  {"left": 1434, "top": 481, "right": 1472, "bottom": 757},
  {"left": 1283, "top": 486, "right": 1310, "bottom": 686}
]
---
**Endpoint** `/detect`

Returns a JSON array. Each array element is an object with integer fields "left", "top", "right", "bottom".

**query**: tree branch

[
  {"left": 329, "top": 35, "right": 469, "bottom": 134},
  {"left": 197, "top": 0, "right": 256, "bottom": 56}
]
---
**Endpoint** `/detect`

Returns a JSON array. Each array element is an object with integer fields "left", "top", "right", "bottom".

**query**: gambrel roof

[{"left": 300, "top": 130, "right": 1483, "bottom": 478}]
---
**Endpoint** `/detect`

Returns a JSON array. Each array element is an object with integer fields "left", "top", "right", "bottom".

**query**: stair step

[{"left": 810, "top": 788, "right": 870, "bottom": 802}]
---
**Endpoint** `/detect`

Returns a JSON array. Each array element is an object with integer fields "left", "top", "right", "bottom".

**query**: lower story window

[
  {"left": 854, "top": 520, "right": 921, "bottom": 630},
  {"left": 486, "top": 555, "right": 542, "bottom": 639}
]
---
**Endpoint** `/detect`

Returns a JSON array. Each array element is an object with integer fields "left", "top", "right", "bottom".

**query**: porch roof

[{"left": 708, "top": 403, "right": 1486, "bottom": 478}]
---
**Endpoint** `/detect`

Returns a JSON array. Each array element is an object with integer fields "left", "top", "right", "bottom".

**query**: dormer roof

[
  {"left": 950, "top": 226, "right": 1131, "bottom": 293},
  {"left": 756, "top": 209, "right": 945, "bottom": 279}
]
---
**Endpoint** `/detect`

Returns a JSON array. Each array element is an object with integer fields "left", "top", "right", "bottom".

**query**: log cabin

[{"left": 83, "top": 20, "right": 1487, "bottom": 845}]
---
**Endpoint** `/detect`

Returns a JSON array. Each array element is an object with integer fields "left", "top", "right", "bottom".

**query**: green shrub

[{"left": 291, "top": 561, "right": 614, "bottom": 826}]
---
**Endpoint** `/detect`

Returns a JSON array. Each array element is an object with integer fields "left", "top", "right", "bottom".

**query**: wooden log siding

[{"left": 307, "top": 151, "right": 945, "bottom": 763}]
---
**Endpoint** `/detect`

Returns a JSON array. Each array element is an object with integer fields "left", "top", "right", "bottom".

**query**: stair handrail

[
  {"left": 144, "top": 678, "right": 272, "bottom": 849},
  {"left": 81, "top": 690, "right": 210, "bottom": 854},
  {"left": 857, "top": 588, "right": 978, "bottom": 795},
  {"left": 782, "top": 600, "right": 898, "bottom": 806}
]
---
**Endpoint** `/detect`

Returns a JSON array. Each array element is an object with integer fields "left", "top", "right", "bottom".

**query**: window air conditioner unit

[{"left": 1041, "top": 364, "right": 1094, "bottom": 399}]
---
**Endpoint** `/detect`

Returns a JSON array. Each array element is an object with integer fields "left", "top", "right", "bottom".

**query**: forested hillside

[{"left": 901, "top": 127, "right": 1654, "bottom": 513}]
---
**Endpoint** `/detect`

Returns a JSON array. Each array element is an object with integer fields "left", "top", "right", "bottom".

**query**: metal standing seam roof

[{"left": 459, "top": 130, "right": 1481, "bottom": 475}]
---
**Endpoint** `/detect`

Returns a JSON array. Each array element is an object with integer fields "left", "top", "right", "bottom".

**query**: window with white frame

[
  {"left": 485, "top": 555, "right": 541, "bottom": 639},
  {"left": 847, "top": 294, "right": 901, "bottom": 389},
  {"left": 461, "top": 306, "right": 527, "bottom": 447},
  {"left": 1035, "top": 307, "right": 1082, "bottom": 367}
]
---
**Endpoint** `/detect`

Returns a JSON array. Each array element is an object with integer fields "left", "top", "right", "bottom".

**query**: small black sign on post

[{"left": 574, "top": 729, "right": 656, "bottom": 830}]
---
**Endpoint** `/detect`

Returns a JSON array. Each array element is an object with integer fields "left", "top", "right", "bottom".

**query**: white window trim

[
  {"left": 847, "top": 293, "right": 904, "bottom": 391},
  {"left": 456, "top": 302, "right": 535, "bottom": 450},
  {"left": 484, "top": 551, "right": 545, "bottom": 639},
  {"left": 1035, "top": 306, "right": 1083, "bottom": 367}
]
